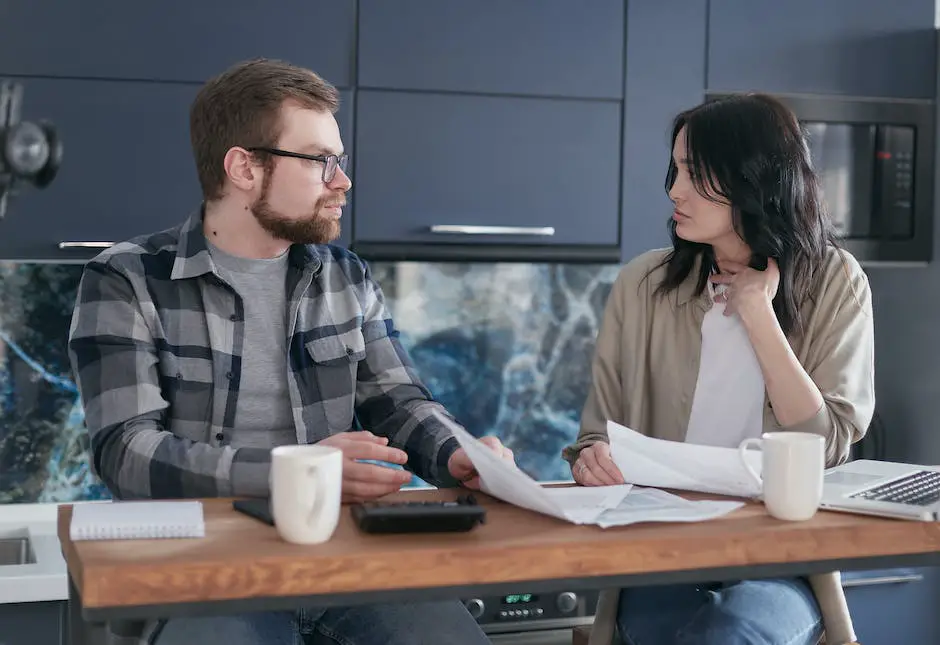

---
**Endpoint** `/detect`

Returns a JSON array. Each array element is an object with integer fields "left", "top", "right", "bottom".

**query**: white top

[{"left": 685, "top": 280, "right": 766, "bottom": 448}]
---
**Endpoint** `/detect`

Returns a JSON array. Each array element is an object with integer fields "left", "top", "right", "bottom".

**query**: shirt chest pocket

[
  {"left": 305, "top": 328, "right": 366, "bottom": 431},
  {"left": 160, "top": 353, "right": 214, "bottom": 438}
]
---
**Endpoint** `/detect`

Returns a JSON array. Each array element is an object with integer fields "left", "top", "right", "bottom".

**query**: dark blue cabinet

[
  {"left": 351, "top": 90, "right": 621, "bottom": 258},
  {"left": 843, "top": 568, "right": 940, "bottom": 644},
  {"left": 0, "top": 600, "right": 63, "bottom": 645},
  {"left": 358, "top": 0, "right": 624, "bottom": 99},
  {"left": 620, "top": 0, "right": 707, "bottom": 262},
  {"left": 4, "top": 0, "right": 937, "bottom": 266},
  {"left": 0, "top": 79, "right": 353, "bottom": 261},
  {"left": 706, "top": 0, "right": 936, "bottom": 98},
  {"left": 0, "top": 78, "right": 201, "bottom": 262},
  {"left": 0, "top": 1, "right": 356, "bottom": 86}
]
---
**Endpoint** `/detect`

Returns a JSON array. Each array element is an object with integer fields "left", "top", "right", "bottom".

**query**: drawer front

[
  {"left": 0, "top": 1, "right": 356, "bottom": 86},
  {"left": 358, "top": 0, "right": 624, "bottom": 99}
]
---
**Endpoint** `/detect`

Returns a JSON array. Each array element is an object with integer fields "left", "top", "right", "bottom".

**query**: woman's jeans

[{"left": 616, "top": 578, "right": 824, "bottom": 645}]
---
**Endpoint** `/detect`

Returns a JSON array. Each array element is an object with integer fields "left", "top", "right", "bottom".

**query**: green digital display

[{"left": 502, "top": 593, "right": 537, "bottom": 604}]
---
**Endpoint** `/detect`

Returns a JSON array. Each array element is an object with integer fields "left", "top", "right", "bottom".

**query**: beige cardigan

[{"left": 563, "top": 246, "right": 875, "bottom": 645}]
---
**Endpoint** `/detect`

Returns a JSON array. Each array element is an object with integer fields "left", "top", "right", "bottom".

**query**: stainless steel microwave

[{"left": 707, "top": 92, "right": 935, "bottom": 265}]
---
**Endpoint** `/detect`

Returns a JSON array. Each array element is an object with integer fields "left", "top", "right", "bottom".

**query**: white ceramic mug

[
  {"left": 738, "top": 432, "right": 825, "bottom": 521},
  {"left": 270, "top": 445, "right": 343, "bottom": 544}
]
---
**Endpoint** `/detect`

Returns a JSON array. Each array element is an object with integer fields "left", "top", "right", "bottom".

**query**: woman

[{"left": 564, "top": 93, "right": 874, "bottom": 645}]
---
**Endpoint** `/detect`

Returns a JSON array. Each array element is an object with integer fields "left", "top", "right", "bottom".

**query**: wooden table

[{"left": 59, "top": 488, "right": 940, "bottom": 645}]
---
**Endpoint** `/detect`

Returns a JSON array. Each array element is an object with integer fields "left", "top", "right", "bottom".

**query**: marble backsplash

[{"left": 0, "top": 259, "right": 619, "bottom": 503}]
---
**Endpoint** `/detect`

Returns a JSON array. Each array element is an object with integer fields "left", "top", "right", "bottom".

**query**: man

[{"left": 68, "top": 58, "right": 511, "bottom": 645}]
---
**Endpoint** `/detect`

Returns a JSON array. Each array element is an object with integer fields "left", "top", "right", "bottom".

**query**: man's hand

[
  {"left": 317, "top": 431, "right": 413, "bottom": 503},
  {"left": 571, "top": 442, "right": 624, "bottom": 486},
  {"left": 447, "top": 436, "right": 514, "bottom": 489}
]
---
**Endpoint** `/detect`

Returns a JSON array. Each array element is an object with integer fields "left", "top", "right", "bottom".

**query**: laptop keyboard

[{"left": 849, "top": 470, "right": 940, "bottom": 506}]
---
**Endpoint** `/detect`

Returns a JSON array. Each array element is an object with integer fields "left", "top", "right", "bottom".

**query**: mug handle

[
  {"left": 305, "top": 464, "right": 329, "bottom": 528},
  {"left": 738, "top": 437, "right": 763, "bottom": 490}
]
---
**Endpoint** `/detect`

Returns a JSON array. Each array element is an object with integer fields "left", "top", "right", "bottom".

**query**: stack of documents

[{"left": 440, "top": 413, "right": 744, "bottom": 528}]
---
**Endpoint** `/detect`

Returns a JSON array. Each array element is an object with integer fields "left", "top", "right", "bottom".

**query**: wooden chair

[{"left": 571, "top": 624, "right": 592, "bottom": 645}]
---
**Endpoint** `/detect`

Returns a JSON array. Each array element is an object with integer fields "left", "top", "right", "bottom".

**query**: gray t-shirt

[{"left": 207, "top": 240, "right": 296, "bottom": 449}]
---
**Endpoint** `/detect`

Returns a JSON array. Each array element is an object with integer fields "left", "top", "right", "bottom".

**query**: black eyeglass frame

[{"left": 245, "top": 146, "right": 349, "bottom": 183}]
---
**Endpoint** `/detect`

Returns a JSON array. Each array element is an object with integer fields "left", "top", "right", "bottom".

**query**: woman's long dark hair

[{"left": 654, "top": 93, "right": 839, "bottom": 336}]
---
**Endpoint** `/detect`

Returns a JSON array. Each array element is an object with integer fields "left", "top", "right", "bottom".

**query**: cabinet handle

[
  {"left": 57, "top": 241, "right": 115, "bottom": 249},
  {"left": 841, "top": 573, "right": 924, "bottom": 588},
  {"left": 429, "top": 225, "right": 556, "bottom": 236}
]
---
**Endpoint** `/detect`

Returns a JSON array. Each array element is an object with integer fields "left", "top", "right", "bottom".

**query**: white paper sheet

[
  {"left": 541, "top": 485, "right": 635, "bottom": 524},
  {"left": 606, "top": 420, "right": 763, "bottom": 498},
  {"left": 438, "top": 411, "right": 744, "bottom": 527},
  {"left": 593, "top": 487, "right": 744, "bottom": 528}
]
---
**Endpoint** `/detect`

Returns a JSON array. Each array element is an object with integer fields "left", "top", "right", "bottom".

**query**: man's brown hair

[{"left": 190, "top": 58, "right": 339, "bottom": 201}]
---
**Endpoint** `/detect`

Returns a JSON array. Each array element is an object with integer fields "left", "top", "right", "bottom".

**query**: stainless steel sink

[{"left": 0, "top": 537, "right": 34, "bottom": 565}]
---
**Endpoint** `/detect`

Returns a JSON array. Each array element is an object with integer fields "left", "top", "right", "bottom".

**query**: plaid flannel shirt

[{"left": 67, "top": 211, "right": 461, "bottom": 499}]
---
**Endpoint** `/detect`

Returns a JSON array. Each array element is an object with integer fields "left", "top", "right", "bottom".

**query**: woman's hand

[
  {"left": 710, "top": 258, "right": 780, "bottom": 321},
  {"left": 572, "top": 442, "right": 625, "bottom": 486}
]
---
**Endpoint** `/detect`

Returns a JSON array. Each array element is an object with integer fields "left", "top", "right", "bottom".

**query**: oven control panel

[{"left": 462, "top": 589, "right": 599, "bottom": 630}]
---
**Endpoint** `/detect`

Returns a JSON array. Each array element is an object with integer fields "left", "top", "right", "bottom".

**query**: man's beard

[{"left": 250, "top": 182, "right": 341, "bottom": 245}]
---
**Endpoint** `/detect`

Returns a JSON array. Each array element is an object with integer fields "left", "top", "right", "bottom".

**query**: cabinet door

[
  {"left": 0, "top": 80, "right": 354, "bottom": 261},
  {"left": 621, "top": 0, "right": 707, "bottom": 262},
  {"left": 358, "top": 0, "right": 624, "bottom": 99},
  {"left": 0, "top": 1, "right": 356, "bottom": 86},
  {"left": 707, "top": 0, "right": 936, "bottom": 98},
  {"left": 843, "top": 568, "right": 940, "bottom": 644},
  {"left": 0, "top": 78, "right": 201, "bottom": 261},
  {"left": 352, "top": 91, "right": 621, "bottom": 254},
  {"left": 0, "top": 601, "right": 63, "bottom": 645}
]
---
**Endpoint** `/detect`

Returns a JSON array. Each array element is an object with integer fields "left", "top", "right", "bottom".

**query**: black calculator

[{"left": 351, "top": 494, "right": 486, "bottom": 534}]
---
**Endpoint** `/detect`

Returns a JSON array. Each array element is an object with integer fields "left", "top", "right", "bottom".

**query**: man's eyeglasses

[{"left": 245, "top": 147, "right": 349, "bottom": 183}]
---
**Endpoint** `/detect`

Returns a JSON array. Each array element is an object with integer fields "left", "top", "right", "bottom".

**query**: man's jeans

[
  {"left": 141, "top": 600, "right": 489, "bottom": 645},
  {"left": 616, "top": 578, "right": 824, "bottom": 645}
]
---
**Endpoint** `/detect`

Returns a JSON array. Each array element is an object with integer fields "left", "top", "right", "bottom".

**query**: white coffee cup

[
  {"left": 738, "top": 432, "right": 825, "bottom": 521},
  {"left": 270, "top": 445, "right": 343, "bottom": 544}
]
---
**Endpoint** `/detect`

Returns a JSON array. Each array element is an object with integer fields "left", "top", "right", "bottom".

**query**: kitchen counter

[{"left": 0, "top": 503, "right": 84, "bottom": 604}]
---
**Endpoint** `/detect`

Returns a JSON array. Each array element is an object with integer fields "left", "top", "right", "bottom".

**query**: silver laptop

[{"left": 820, "top": 459, "right": 940, "bottom": 521}]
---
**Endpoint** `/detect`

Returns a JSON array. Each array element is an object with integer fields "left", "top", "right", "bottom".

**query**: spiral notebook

[{"left": 70, "top": 500, "right": 206, "bottom": 540}]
